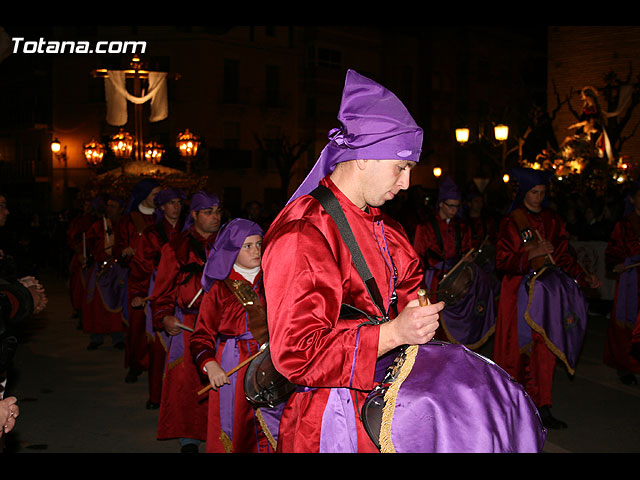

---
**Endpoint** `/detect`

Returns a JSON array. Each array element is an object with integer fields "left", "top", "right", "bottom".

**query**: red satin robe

[
  {"left": 151, "top": 226, "right": 215, "bottom": 441},
  {"left": 262, "top": 176, "right": 424, "bottom": 453},
  {"left": 604, "top": 212, "right": 640, "bottom": 374},
  {"left": 66, "top": 213, "right": 95, "bottom": 313},
  {"left": 82, "top": 217, "right": 125, "bottom": 335},
  {"left": 190, "top": 270, "right": 275, "bottom": 453},
  {"left": 117, "top": 209, "right": 157, "bottom": 372},
  {"left": 129, "top": 218, "right": 181, "bottom": 404},
  {"left": 494, "top": 205, "right": 585, "bottom": 407}
]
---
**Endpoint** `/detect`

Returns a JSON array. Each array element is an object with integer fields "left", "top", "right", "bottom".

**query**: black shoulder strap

[{"left": 310, "top": 185, "right": 388, "bottom": 321}]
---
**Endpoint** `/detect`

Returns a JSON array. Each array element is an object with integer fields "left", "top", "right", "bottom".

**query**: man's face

[
  {"left": 0, "top": 196, "right": 9, "bottom": 226},
  {"left": 235, "top": 234, "right": 262, "bottom": 269},
  {"left": 523, "top": 185, "right": 547, "bottom": 212},
  {"left": 361, "top": 160, "right": 414, "bottom": 207},
  {"left": 105, "top": 199, "right": 122, "bottom": 220},
  {"left": 141, "top": 186, "right": 162, "bottom": 209},
  {"left": 192, "top": 205, "right": 222, "bottom": 235},
  {"left": 161, "top": 198, "right": 182, "bottom": 222},
  {"left": 439, "top": 199, "right": 461, "bottom": 220}
]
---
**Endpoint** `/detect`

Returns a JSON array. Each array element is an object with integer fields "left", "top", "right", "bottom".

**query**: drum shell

[
  {"left": 243, "top": 343, "right": 297, "bottom": 408},
  {"left": 437, "top": 261, "right": 475, "bottom": 305}
]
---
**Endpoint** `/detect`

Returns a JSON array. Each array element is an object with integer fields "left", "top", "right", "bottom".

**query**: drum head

[{"left": 243, "top": 343, "right": 297, "bottom": 408}]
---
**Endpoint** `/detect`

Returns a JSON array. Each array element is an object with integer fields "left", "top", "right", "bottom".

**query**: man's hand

[
  {"left": 378, "top": 298, "right": 444, "bottom": 356},
  {"left": 0, "top": 396, "right": 19, "bottom": 437}
]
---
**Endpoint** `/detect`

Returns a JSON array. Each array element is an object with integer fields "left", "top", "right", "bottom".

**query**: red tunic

[
  {"left": 118, "top": 210, "right": 157, "bottom": 372},
  {"left": 82, "top": 217, "right": 125, "bottom": 335},
  {"left": 604, "top": 212, "right": 640, "bottom": 374},
  {"left": 493, "top": 206, "right": 585, "bottom": 406},
  {"left": 190, "top": 270, "right": 276, "bottom": 453},
  {"left": 130, "top": 219, "right": 182, "bottom": 404},
  {"left": 151, "top": 226, "right": 215, "bottom": 441},
  {"left": 262, "top": 176, "right": 424, "bottom": 453}
]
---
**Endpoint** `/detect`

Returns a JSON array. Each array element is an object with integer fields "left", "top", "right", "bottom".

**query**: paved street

[{"left": 2, "top": 268, "right": 640, "bottom": 453}]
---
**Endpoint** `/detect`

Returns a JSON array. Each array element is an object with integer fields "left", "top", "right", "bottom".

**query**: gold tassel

[
  {"left": 255, "top": 408, "right": 278, "bottom": 451},
  {"left": 378, "top": 344, "right": 419, "bottom": 453},
  {"left": 219, "top": 430, "right": 233, "bottom": 453}
]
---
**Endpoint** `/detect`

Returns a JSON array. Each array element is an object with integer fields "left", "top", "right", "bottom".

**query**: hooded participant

[{"left": 261, "top": 69, "right": 444, "bottom": 452}]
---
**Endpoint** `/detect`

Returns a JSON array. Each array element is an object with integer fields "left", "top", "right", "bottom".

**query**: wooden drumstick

[
  {"left": 534, "top": 230, "right": 556, "bottom": 265},
  {"left": 417, "top": 288, "right": 429, "bottom": 307},
  {"left": 197, "top": 343, "right": 268, "bottom": 395}
]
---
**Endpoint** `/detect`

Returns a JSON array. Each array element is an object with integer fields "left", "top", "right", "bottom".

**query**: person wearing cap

[
  {"left": 604, "top": 181, "right": 640, "bottom": 385},
  {"left": 116, "top": 178, "right": 162, "bottom": 384},
  {"left": 191, "top": 218, "right": 281, "bottom": 453},
  {"left": 413, "top": 176, "right": 473, "bottom": 298},
  {"left": 261, "top": 70, "right": 443, "bottom": 453},
  {"left": 150, "top": 190, "right": 222, "bottom": 453},
  {"left": 83, "top": 193, "right": 128, "bottom": 350},
  {"left": 412, "top": 176, "right": 495, "bottom": 349},
  {"left": 493, "top": 167, "right": 600, "bottom": 429},
  {"left": 128, "top": 187, "right": 185, "bottom": 409}
]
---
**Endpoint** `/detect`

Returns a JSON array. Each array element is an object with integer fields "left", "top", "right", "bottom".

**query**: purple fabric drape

[
  {"left": 382, "top": 342, "right": 546, "bottom": 453},
  {"left": 614, "top": 255, "right": 640, "bottom": 327},
  {"left": 517, "top": 266, "right": 588, "bottom": 372}
]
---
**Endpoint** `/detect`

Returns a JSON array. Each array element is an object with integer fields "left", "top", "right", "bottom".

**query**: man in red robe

[
  {"left": 493, "top": 167, "right": 600, "bottom": 429},
  {"left": 117, "top": 179, "right": 161, "bottom": 384},
  {"left": 191, "top": 218, "right": 282, "bottom": 453},
  {"left": 128, "top": 188, "right": 185, "bottom": 409},
  {"left": 66, "top": 197, "right": 96, "bottom": 326},
  {"left": 151, "top": 190, "right": 222, "bottom": 453},
  {"left": 413, "top": 176, "right": 473, "bottom": 299},
  {"left": 262, "top": 70, "right": 443, "bottom": 453},
  {"left": 83, "top": 194, "right": 127, "bottom": 350},
  {"left": 604, "top": 182, "right": 640, "bottom": 385}
]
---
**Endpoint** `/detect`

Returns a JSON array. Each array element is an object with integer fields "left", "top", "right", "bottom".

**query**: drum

[
  {"left": 518, "top": 265, "right": 588, "bottom": 375},
  {"left": 437, "top": 261, "right": 475, "bottom": 305},
  {"left": 362, "top": 341, "right": 547, "bottom": 453},
  {"left": 244, "top": 343, "right": 297, "bottom": 408}
]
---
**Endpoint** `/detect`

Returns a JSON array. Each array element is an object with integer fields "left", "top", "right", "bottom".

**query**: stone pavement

[{"left": 2, "top": 268, "right": 640, "bottom": 453}]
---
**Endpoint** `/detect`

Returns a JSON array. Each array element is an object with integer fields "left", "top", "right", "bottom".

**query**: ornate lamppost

[{"left": 176, "top": 129, "right": 200, "bottom": 173}]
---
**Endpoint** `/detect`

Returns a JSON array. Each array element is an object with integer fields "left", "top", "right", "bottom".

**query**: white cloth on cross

[{"left": 104, "top": 70, "right": 168, "bottom": 126}]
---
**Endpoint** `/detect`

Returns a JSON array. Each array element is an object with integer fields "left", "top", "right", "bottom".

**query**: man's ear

[{"left": 354, "top": 159, "right": 369, "bottom": 170}]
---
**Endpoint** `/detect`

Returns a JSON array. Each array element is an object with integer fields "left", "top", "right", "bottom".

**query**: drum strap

[
  {"left": 310, "top": 185, "right": 390, "bottom": 324},
  {"left": 428, "top": 216, "right": 462, "bottom": 262},
  {"left": 223, "top": 278, "right": 269, "bottom": 345},
  {"left": 511, "top": 208, "right": 546, "bottom": 271}
]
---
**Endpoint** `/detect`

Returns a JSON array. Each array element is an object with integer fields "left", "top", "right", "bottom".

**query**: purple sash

[
  {"left": 377, "top": 342, "right": 546, "bottom": 453},
  {"left": 517, "top": 266, "right": 588, "bottom": 374},
  {"left": 614, "top": 255, "right": 640, "bottom": 327},
  {"left": 320, "top": 388, "right": 359, "bottom": 452},
  {"left": 439, "top": 263, "right": 496, "bottom": 347}
]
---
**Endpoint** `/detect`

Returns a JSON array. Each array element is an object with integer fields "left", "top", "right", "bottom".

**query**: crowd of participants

[
  {"left": 0, "top": 161, "right": 638, "bottom": 452},
  {"left": 0, "top": 164, "right": 639, "bottom": 452}
]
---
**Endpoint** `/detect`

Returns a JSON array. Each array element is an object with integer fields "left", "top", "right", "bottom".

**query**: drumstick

[
  {"left": 417, "top": 288, "right": 429, "bottom": 307},
  {"left": 622, "top": 261, "right": 640, "bottom": 271},
  {"left": 176, "top": 322, "right": 194, "bottom": 333},
  {"left": 442, "top": 248, "right": 475, "bottom": 280},
  {"left": 187, "top": 288, "right": 203, "bottom": 309},
  {"left": 534, "top": 230, "right": 556, "bottom": 265},
  {"left": 197, "top": 343, "right": 268, "bottom": 395}
]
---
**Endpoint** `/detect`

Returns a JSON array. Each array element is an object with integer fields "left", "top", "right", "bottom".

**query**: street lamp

[
  {"left": 455, "top": 127, "right": 470, "bottom": 144},
  {"left": 494, "top": 124, "right": 509, "bottom": 142},
  {"left": 177, "top": 129, "right": 200, "bottom": 173},
  {"left": 109, "top": 129, "right": 134, "bottom": 159},
  {"left": 144, "top": 141, "right": 164, "bottom": 164},
  {"left": 433, "top": 166, "right": 442, "bottom": 178},
  {"left": 51, "top": 138, "right": 67, "bottom": 166},
  {"left": 83, "top": 139, "right": 106, "bottom": 167}
]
